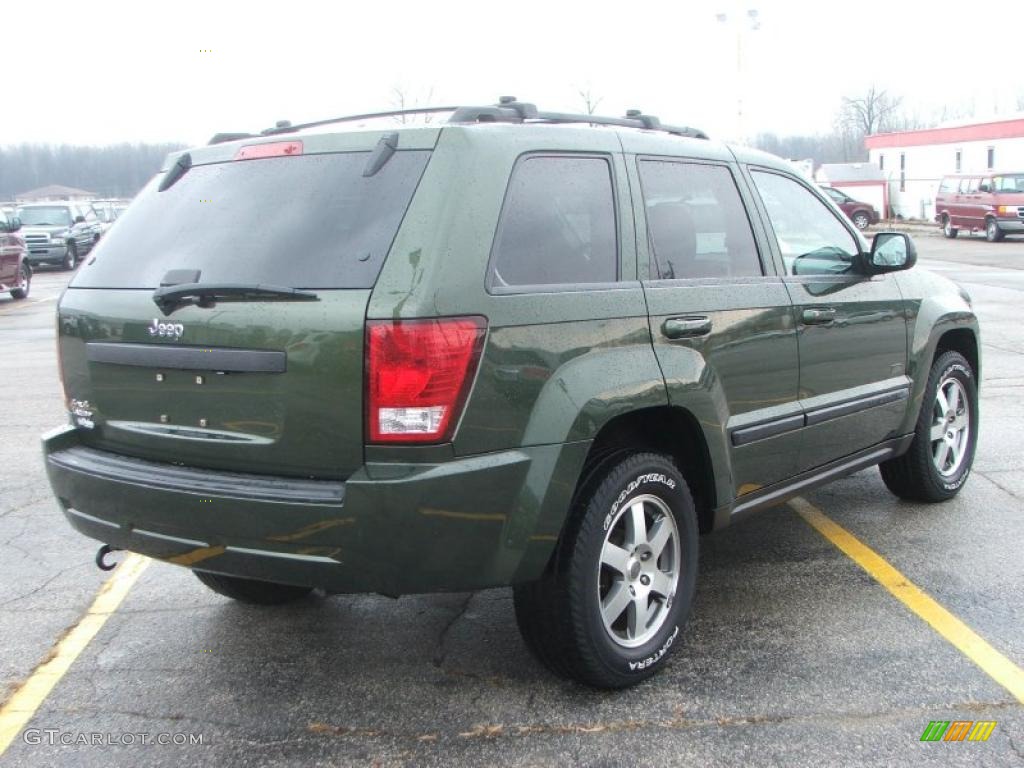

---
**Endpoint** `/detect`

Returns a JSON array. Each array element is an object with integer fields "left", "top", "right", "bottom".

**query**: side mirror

[
  {"left": 9, "top": 217, "right": 21, "bottom": 232},
  {"left": 979, "top": 183, "right": 992, "bottom": 193},
  {"left": 866, "top": 232, "right": 916, "bottom": 274},
  {"left": 74, "top": 215, "right": 85, "bottom": 223}
]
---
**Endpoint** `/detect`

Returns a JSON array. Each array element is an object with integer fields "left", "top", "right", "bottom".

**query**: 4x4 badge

[{"left": 148, "top": 318, "right": 184, "bottom": 339}]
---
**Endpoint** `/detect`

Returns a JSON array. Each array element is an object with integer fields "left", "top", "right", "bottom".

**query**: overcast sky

[{"left": 4, "top": 0, "right": 1021, "bottom": 147}]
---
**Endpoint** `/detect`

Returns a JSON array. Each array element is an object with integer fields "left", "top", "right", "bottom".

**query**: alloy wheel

[
  {"left": 597, "top": 494, "right": 681, "bottom": 648},
  {"left": 931, "top": 377, "right": 970, "bottom": 477}
]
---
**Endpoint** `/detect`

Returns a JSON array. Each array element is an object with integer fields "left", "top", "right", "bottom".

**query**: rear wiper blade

[{"left": 152, "top": 282, "right": 319, "bottom": 314}]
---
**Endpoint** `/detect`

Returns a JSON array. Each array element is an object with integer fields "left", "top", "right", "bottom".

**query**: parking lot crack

[
  {"left": 432, "top": 593, "right": 474, "bottom": 668},
  {"left": 0, "top": 562, "right": 89, "bottom": 606},
  {"left": 0, "top": 493, "right": 53, "bottom": 519},
  {"left": 1009, "top": 735, "right": 1024, "bottom": 763},
  {"left": 976, "top": 470, "right": 1022, "bottom": 499}
]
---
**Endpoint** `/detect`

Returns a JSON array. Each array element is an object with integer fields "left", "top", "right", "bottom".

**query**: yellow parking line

[
  {"left": 792, "top": 497, "right": 1024, "bottom": 704},
  {"left": 0, "top": 554, "right": 150, "bottom": 756}
]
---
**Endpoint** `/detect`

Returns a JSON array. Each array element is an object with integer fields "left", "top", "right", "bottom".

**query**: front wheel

[
  {"left": 942, "top": 215, "right": 958, "bottom": 239},
  {"left": 985, "top": 218, "right": 1004, "bottom": 242},
  {"left": 852, "top": 211, "right": 870, "bottom": 230},
  {"left": 10, "top": 262, "right": 30, "bottom": 299},
  {"left": 514, "top": 452, "right": 698, "bottom": 688},
  {"left": 194, "top": 570, "right": 313, "bottom": 605},
  {"left": 879, "top": 351, "right": 978, "bottom": 502}
]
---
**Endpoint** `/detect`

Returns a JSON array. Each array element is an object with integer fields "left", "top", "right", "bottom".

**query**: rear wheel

[
  {"left": 879, "top": 351, "right": 977, "bottom": 502},
  {"left": 852, "top": 211, "right": 870, "bottom": 230},
  {"left": 10, "top": 262, "right": 30, "bottom": 299},
  {"left": 62, "top": 242, "right": 78, "bottom": 270},
  {"left": 942, "top": 215, "right": 958, "bottom": 239},
  {"left": 985, "top": 217, "right": 1004, "bottom": 242},
  {"left": 194, "top": 570, "right": 313, "bottom": 605},
  {"left": 513, "top": 452, "right": 698, "bottom": 688}
]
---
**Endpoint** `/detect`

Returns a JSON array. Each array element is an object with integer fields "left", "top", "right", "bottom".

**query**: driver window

[{"left": 750, "top": 170, "right": 859, "bottom": 277}]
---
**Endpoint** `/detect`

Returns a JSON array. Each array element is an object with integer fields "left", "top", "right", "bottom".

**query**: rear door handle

[
  {"left": 662, "top": 316, "right": 712, "bottom": 339},
  {"left": 802, "top": 307, "right": 837, "bottom": 325}
]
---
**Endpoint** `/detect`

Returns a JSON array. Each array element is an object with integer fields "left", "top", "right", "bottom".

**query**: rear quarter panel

[{"left": 367, "top": 126, "right": 673, "bottom": 575}]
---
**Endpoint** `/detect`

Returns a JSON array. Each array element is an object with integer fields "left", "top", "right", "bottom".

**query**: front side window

[
  {"left": 639, "top": 160, "right": 761, "bottom": 280},
  {"left": 750, "top": 170, "right": 859, "bottom": 277},
  {"left": 823, "top": 187, "right": 847, "bottom": 203},
  {"left": 994, "top": 174, "right": 1024, "bottom": 192},
  {"left": 490, "top": 155, "right": 617, "bottom": 288}
]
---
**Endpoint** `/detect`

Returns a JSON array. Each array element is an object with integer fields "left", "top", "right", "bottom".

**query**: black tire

[
  {"left": 10, "top": 262, "right": 30, "bottom": 299},
  {"left": 880, "top": 351, "right": 978, "bottom": 502},
  {"left": 62, "top": 242, "right": 78, "bottom": 271},
  {"left": 194, "top": 570, "right": 313, "bottom": 605},
  {"left": 513, "top": 452, "right": 698, "bottom": 689},
  {"left": 985, "top": 217, "right": 1004, "bottom": 243},
  {"left": 942, "top": 215, "right": 958, "bottom": 239},
  {"left": 852, "top": 211, "right": 870, "bottom": 230}
]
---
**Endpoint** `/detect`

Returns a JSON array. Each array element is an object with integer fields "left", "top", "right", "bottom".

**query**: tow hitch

[{"left": 95, "top": 544, "right": 122, "bottom": 571}]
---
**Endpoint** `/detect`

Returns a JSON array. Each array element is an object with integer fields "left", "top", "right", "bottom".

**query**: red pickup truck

[{"left": 0, "top": 210, "right": 31, "bottom": 300}]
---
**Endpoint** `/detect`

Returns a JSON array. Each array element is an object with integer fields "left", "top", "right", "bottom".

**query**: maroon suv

[
  {"left": 0, "top": 210, "right": 31, "bottom": 300},
  {"left": 820, "top": 186, "right": 880, "bottom": 230}
]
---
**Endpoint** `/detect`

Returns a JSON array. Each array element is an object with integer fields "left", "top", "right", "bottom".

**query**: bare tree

[
  {"left": 840, "top": 85, "right": 903, "bottom": 137},
  {"left": 578, "top": 88, "right": 602, "bottom": 116},
  {"left": 390, "top": 85, "right": 437, "bottom": 124}
]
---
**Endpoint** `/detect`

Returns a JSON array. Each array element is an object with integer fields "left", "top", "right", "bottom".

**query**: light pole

[{"left": 716, "top": 6, "right": 760, "bottom": 143}]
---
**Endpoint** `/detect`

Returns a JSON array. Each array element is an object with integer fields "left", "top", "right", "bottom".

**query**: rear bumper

[{"left": 42, "top": 425, "right": 587, "bottom": 595}]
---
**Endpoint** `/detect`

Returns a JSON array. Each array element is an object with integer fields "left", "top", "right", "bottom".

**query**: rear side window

[
  {"left": 73, "top": 150, "right": 432, "bottom": 289},
  {"left": 639, "top": 160, "right": 762, "bottom": 280},
  {"left": 489, "top": 155, "right": 617, "bottom": 289}
]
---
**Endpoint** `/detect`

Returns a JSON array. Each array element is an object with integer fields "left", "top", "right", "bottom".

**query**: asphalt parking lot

[{"left": 1, "top": 234, "right": 1022, "bottom": 767}]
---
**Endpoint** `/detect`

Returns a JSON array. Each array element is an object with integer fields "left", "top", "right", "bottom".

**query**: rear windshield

[{"left": 73, "top": 150, "right": 431, "bottom": 289}]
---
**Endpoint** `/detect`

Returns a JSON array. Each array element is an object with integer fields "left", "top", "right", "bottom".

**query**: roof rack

[
  {"left": 208, "top": 97, "right": 707, "bottom": 144},
  {"left": 450, "top": 97, "right": 708, "bottom": 139}
]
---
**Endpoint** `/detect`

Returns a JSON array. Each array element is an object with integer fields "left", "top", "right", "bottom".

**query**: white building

[{"left": 866, "top": 117, "right": 1024, "bottom": 221}]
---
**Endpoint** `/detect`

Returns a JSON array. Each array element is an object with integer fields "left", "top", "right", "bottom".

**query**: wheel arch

[
  {"left": 575, "top": 405, "right": 719, "bottom": 535},
  {"left": 900, "top": 302, "right": 981, "bottom": 435},
  {"left": 935, "top": 327, "right": 980, "bottom": 382}
]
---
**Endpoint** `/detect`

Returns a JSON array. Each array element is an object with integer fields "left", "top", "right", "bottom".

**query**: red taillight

[
  {"left": 366, "top": 317, "right": 486, "bottom": 444},
  {"left": 234, "top": 141, "right": 303, "bottom": 160}
]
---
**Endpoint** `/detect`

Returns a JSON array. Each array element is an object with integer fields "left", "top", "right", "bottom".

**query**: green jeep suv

[{"left": 43, "top": 100, "right": 980, "bottom": 689}]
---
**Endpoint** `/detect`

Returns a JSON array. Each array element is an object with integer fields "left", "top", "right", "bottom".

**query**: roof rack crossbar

[
  {"left": 259, "top": 106, "right": 464, "bottom": 136},
  {"left": 448, "top": 101, "right": 707, "bottom": 139}
]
